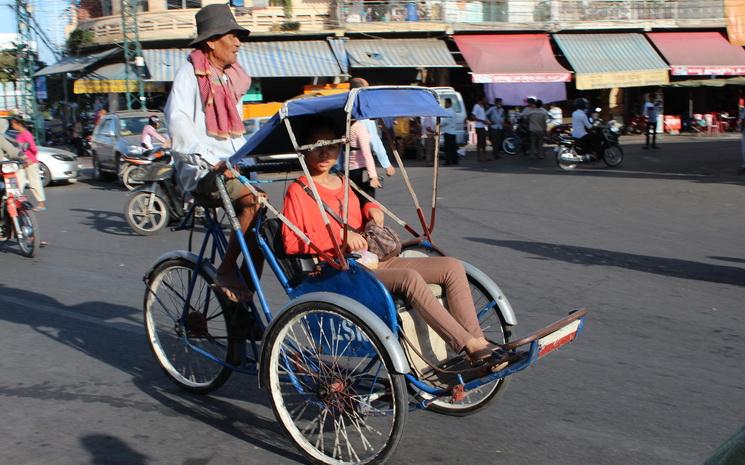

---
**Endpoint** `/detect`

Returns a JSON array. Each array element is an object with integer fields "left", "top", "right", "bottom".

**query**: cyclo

[{"left": 143, "top": 87, "right": 588, "bottom": 465}]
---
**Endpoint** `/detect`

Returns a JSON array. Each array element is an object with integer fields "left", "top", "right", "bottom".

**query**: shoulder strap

[{"left": 293, "top": 178, "right": 362, "bottom": 233}]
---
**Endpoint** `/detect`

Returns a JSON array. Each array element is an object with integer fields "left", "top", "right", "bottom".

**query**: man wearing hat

[{"left": 165, "top": 3, "right": 261, "bottom": 302}]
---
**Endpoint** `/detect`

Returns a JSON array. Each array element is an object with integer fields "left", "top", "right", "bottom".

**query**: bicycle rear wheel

[{"left": 144, "top": 257, "right": 234, "bottom": 394}]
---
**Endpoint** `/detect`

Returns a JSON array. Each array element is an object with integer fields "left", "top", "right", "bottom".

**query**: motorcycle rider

[
  {"left": 141, "top": 115, "right": 170, "bottom": 151},
  {"left": 571, "top": 98, "right": 595, "bottom": 157}
]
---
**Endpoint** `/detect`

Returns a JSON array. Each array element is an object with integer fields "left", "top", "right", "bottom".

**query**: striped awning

[
  {"left": 142, "top": 41, "right": 342, "bottom": 80},
  {"left": 345, "top": 39, "right": 458, "bottom": 68},
  {"left": 141, "top": 49, "right": 189, "bottom": 82},
  {"left": 553, "top": 34, "right": 669, "bottom": 90},
  {"left": 239, "top": 41, "right": 342, "bottom": 77}
]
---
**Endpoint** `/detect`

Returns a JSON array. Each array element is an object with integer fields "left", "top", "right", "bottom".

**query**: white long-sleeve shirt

[{"left": 164, "top": 62, "right": 247, "bottom": 166}]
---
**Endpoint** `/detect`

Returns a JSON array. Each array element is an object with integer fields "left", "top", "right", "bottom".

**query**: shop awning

[
  {"left": 73, "top": 63, "right": 164, "bottom": 94},
  {"left": 344, "top": 39, "right": 458, "bottom": 68},
  {"left": 239, "top": 41, "right": 342, "bottom": 77},
  {"left": 141, "top": 49, "right": 189, "bottom": 82},
  {"left": 647, "top": 32, "right": 745, "bottom": 76},
  {"left": 553, "top": 33, "right": 669, "bottom": 90},
  {"left": 454, "top": 34, "right": 571, "bottom": 83},
  {"left": 143, "top": 41, "right": 342, "bottom": 80},
  {"left": 34, "top": 48, "right": 120, "bottom": 77}
]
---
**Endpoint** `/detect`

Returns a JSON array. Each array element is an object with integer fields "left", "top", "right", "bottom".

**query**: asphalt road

[{"left": 1, "top": 138, "right": 744, "bottom": 465}]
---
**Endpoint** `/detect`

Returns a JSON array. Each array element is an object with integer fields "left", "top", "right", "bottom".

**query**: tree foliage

[{"left": 66, "top": 28, "right": 94, "bottom": 56}]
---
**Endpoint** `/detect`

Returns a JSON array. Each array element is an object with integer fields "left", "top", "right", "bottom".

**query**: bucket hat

[{"left": 189, "top": 3, "right": 251, "bottom": 47}]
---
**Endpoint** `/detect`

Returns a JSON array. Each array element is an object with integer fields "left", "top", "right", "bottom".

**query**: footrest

[{"left": 501, "top": 308, "right": 587, "bottom": 358}]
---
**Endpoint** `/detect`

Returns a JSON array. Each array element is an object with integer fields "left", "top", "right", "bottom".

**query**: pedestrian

[
  {"left": 420, "top": 115, "right": 436, "bottom": 166},
  {"left": 548, "top": 103, "right": 563, "bottom": 130},
  {"left": 441, "top": 98, "right": 458, "bottom": 165},
  {"left": 739, "top": 103, "right": 745, "bottom": 175},
  {"left": 471, "top": 95, "right": 489, "bottom": 161},
  {"left": 520, "top": 98, "right": 548, "bottom": 159},
  {"left": 9, "top": 117, "right": 46, "bottom": 211},
  {"left": 93, "top": 107, "right": 107, "bottom": 128},
  {"left": 164, "top": 3, "right": 262, "bottom": 303},
  {"left": 348, "top": 77, "right": 396, "bottom": 177},
  {"left": 485, "top": 97, "right": 504, "bottom": 159},
  {"left": 643, "top": 93, "right": 660, "bottom": 149}
]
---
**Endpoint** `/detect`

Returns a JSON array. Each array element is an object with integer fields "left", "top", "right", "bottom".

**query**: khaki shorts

[{"left": 193, "top": 171, "right": 252, "bottom": 206}]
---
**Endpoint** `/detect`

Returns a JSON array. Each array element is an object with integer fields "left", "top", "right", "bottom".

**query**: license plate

[{"left": 538, "top": 319, "right": 582, "bottom": 358}]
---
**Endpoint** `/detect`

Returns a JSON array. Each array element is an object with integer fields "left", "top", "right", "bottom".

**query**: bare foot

[{"left": 212, "top": 273, "right": 251, "bottom": 303}]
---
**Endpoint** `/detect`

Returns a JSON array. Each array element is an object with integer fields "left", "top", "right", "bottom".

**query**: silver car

[
  {"left": 37, "top": 146, "right": 81, "bottom": 186},
  {"left": 91, "top": 111, "right": 167, "bottom": 180}
]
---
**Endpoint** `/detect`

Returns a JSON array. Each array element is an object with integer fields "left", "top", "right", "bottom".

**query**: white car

[{"left": 36, "top": 146, "right": 81, "bottom": 187}]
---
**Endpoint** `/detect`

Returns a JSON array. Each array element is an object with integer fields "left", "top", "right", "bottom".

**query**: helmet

[
  {"left": 148, "top": 115, "right": 160, "bottom": 127},
  {"left": 574, "top": 98, "right": 589, "bottom": 110}
]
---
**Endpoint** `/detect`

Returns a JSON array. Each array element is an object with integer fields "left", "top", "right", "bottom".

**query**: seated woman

[{"left": 281, "top": 119, "right": 500, "bottom": 366}]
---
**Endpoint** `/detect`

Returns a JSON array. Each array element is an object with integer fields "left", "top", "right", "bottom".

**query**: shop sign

[{"left": 575, "top": 69, "right": 670, "bottom": 90}]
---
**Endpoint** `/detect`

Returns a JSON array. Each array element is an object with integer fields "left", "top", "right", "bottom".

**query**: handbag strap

[{"left": 294, "top": 178, "right": 362, "bottom": 234}]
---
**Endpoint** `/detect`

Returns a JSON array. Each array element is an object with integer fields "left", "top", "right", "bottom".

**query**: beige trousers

[
  {"left": 22, "top": 163, "right": 45, "bottom": 203},
  {"left": 374, "top": 256, "right": 483, "bottom": 352}
]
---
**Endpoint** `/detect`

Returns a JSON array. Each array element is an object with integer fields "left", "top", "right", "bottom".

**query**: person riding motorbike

[
  {"left": 571, "top": 98, "right": 596, "bottom": 156},
  {"left": 141, "top": 115, "right": 170, "bottom": 151}
]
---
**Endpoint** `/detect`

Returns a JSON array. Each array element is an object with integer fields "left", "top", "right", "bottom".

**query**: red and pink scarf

[{"left": 189, "top": 49, "right": 251, "bottom": 139}]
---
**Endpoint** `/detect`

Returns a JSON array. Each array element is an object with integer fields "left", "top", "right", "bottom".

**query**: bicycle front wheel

[
  {"left": 144, "top": 257, "right": 234, "bottom": 394},
  {"left": 263, "top": 301, "right": 408, "bottom": 465}
]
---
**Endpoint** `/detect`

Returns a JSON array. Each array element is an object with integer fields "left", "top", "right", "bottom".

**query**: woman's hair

[{"left": 298, "top": 115, "right": 342, "bottom": 146}]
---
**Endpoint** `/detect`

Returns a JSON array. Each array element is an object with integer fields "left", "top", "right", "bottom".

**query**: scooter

[
  {"left": 503, "top": 123, "right": 572, "bottom": 156},
  {"left": 555, "top": 120, "right": 624, "bottom": 171},
  {"left": 0, "top": 160, "right": 40, "bottom": 257},
  {"left": 120, "top": 147, "right": 171, "bottom": 191},
  {"left": 124, "top": 162, "right": 185, "bottom": 235}
]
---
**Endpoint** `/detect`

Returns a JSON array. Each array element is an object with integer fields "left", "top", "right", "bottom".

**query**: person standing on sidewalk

[
  {"left": 442, "top": 98, "right": 458, "bottom": 165},
  {"left": 643, "top": 93, "right": 660, "bottom": 149},
  {"left": 348, "top": 77, "right": 395, "bottom": 177},
  {"left": 471, "top": 95, "right": 489, "bottom": 161},
  {"left": 10, "top": 117, "right": 46, "bottom": 211},
  {"left": 521, "top": 98, "right": 548, "bottom": 159},
  {"left": 485, "top": 97, "right": 504, "bottom": 159},
  {"left": 421, "top": 115, "right": 436, "bottom": 166}
]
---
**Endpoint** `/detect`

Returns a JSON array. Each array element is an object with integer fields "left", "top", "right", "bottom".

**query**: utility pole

[
  {"left": 15, "top": 0, "right": 44, "bottom": 143},
  {"left": 121, "top": 0, "right": 145, "bottom": 110}
]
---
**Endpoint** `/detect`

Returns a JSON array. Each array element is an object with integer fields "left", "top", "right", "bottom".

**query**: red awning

[
  {"left": 454, "top": 34, "right": 571, "bottom": 83},
  {"left": 647, "top": 32, "right": 745, "bottom": 76}
]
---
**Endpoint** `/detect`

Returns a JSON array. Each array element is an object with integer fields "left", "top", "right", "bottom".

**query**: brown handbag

[{"left": 295, "top": 179, "right": 401, "bottom": 261}]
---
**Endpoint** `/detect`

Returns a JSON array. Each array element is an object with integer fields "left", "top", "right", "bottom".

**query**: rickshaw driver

[
  {"left": 165, "top": 4, "right": 263, "bottom": 303},
  {"left": 282, "top": 120, "right": 505, "bottom": 367}
]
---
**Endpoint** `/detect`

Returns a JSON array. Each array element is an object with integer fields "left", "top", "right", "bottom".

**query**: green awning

[{"left": 553, "top": 33, "right": 669, "bottom": 90}]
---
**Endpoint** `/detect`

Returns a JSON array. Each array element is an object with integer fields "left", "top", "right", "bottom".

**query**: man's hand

[
  {"left": 346, "top": 231, "right": 368, "bottom": 252},
  {"left": 368, "top": 207, "right": 384, "bottom": 226},
  {"left": 212, "top": 160, "right": 234, "bottom": 179},
  {"left": 369, "top": 176, "right": 382, "bottom": 189},
  {"left": 385, "top": 165, "right": 395, "bottom": 176}
]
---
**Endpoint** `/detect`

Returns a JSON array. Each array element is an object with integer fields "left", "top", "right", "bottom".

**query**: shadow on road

[
  {"left": 0, "top": 286, "right": 304, "bottom": 463},
  {"left": 69, "top": 208, "right": 137, "bottom": 237},
  {"left": 466, "top": 238, "right": 745, "bottom": 287},
  {"left": 81, "top": 434, "right": 150, "bottom": 465}
]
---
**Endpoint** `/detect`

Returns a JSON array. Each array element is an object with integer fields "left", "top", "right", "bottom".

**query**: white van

[{"left": 432, "top": 87, "right": 467, "bottom": 146}]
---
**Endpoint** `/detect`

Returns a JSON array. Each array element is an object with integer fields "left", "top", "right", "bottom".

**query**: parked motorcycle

[
  {"left": 124, "top": 162, "right": 185, "bottom": 235},
  {"left": 120, "top": 147, "right": 171, "bottom": 191},
  {"left": 0, "top": 160, "right": 40, "bottom": 257},
  {"left": 555, "top": 120, "right": 624, "bottom": 171}
]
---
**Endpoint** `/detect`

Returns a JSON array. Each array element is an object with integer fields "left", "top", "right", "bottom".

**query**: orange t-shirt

[{"left": 282, "top": 176, "right": 375, "bottom": 255}]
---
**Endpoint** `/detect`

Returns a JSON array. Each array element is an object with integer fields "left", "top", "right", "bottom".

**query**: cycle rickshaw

[{"left": 143, "top": 86, "right": 588, "bottom": 465}]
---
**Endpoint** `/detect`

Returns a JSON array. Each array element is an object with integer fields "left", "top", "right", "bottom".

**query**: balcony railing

[
  {"left": 335, "top": 0, "right": 725, "bottom": 29},
  {"left": 76, "top": 1, "right": 725, "bottom": 45},
  {"left": 77, "top": 6, "right": 331, "bottom": 45}
]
